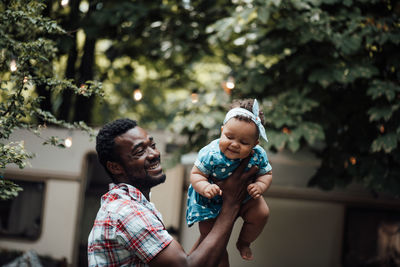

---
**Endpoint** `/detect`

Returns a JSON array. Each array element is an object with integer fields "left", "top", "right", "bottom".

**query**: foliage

[
  {"left": 170, "top": 0, "right": 400, "bottom": 197},
  {"left": 1, "top": 0, "right": 399, "bottom": 199},
  {"left": 0, "top": 0, "right": 102, "bottom": 199},
  {"left": 0, "top": 176, "right": 23, "bottom": 200},
  {"left": 69, "top": 0, "right": 232, "bottom": 127}
]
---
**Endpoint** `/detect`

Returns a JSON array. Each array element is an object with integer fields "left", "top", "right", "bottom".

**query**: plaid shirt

[{"left": 88, "top": 183, "right": 173, "bottom": 267}]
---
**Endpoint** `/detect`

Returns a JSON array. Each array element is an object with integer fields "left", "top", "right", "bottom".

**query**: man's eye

[
  {"left": 135, "top": 149, "right": 145, "bottom": 155},
  {"left": 226, "top": 135, "right": 233, "bottom": 140}
]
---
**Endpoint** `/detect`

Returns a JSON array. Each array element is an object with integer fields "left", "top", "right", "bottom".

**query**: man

[{"left": 88, "top": 118, "right": 257, "bottom": 266}]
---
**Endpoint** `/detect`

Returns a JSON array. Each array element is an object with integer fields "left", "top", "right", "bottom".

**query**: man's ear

[{"left": 106, "top": 161, "right": 124, "bottom": 175}]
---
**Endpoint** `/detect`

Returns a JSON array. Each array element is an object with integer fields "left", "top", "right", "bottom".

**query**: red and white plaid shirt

[{"left": 88, "top": 183, "right": 173, "bottom": 266}]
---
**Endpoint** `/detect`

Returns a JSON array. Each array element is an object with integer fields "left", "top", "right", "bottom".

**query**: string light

[
  {"left": 23, "top": 76, "right": 28, "bottom": 83},
  {"left": 64, "top": 136, "right": 72, "bottom": 148},
  {"left": 61, "top": 0, "right": 69, "bottom": 7},
  {"left": 10, "top": 59, "right": 17, "bottom": 72},
  {"left": 191, "top": 92, "right": 198, "bottom": 103},
  {"left": 349, "top": 156, "right": 356, "bottom": 165},
  {"left": 133, "top": 89, "right": 142, "bottom": 101},
  {"left": 222, "top": 75, "right": 235, "bottom": 95},
  {"left": 282, "top": 127, "right": 291, "bottom": 134},
  {"left": 226, "top": 76, "right": 235, "bottom": 89}
]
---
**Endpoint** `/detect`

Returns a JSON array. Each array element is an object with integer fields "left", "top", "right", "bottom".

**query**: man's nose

[{"left": 147, "top": 147, "right": 159, "bottom": 158}]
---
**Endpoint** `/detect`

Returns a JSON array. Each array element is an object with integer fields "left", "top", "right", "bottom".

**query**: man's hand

[
  {"left": 217, "top": 157, "right": 258, "bottom": 207},
  {"left": 150, "top": 157, "right": 258, "bottom": 267},
  {"left": 203, "top": 184, "right": 222, "bottom": 199}
]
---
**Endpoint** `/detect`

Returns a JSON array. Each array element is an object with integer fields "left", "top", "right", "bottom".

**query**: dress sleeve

[
  {"left": 255, "top": 146, "right": 272, "bottom": 175},
  {"left": 117, "top": 204, "right": 173, "bottom": 263},
  {"left": 194, "top": 144, "right": 214, "bottom": 175}
]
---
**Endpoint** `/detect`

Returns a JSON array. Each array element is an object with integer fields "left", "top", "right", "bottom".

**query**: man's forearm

[
  {"left": 187, "top": 203, "right": 240, "bottom": 266},
  {"left": 150, "top": 162, "right": 257, "bottom": 267}
]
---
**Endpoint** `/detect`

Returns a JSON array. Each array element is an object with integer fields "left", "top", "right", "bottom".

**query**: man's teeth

[{"left": 148, "top": 163, "right": 159, "bottom": 170}]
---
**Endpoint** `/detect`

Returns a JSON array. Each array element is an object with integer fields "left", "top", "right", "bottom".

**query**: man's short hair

[{"left": 96, "top": 118, "right": 137, "bottom": 180}]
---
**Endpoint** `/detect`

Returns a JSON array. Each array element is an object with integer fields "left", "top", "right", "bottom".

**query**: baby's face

[{"left": 219, "top": 118, "right": 259, "bottom": 160}]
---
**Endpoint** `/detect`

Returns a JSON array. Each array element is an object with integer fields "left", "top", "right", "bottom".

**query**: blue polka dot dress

[{"left": 186, "top": 139, "right": 272, "bottom": 227}]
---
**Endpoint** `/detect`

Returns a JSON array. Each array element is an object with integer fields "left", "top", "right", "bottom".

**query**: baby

[{"left": 186, "top": 99, "right": 272, "bottom": 266}]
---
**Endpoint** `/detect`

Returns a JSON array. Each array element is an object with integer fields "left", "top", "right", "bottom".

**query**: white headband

[{"left": 223, "top": 99, "right": 268, "bottom": 142}]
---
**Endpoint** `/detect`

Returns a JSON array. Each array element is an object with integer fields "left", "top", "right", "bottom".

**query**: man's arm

[{"left": 149, "top": 158, "right": 258, "bottom": 267}]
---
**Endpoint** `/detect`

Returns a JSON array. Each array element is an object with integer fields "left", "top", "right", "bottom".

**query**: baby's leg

[
  {"left": 190, "top": 219, "right": 214, "bottom": 252},
  {"left": 237, "top": 197, "right": 270, "bottom": 260},
  {"left": 192, "top": 219, "right": 230, "bottom": 267}
]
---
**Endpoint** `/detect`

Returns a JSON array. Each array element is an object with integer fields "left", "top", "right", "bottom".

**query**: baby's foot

[{"left": 236, "top": 240, "right": 253, "bottom": 261}]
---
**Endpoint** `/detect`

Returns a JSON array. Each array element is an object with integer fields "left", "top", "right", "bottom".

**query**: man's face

[{"left": 114, "top": 127, "right": 166, "bottom": 189}]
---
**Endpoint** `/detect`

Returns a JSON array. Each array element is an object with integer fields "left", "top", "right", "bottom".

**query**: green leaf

[
  {"left": 368, "top": 105, "right": 399, "bottom": 122},
  {"left": 371, "top": 132, "right": 399, "bottom": 153},
  {"left": 367, "top": 80, "right": 400, "bottom": 102},
  {"left": 299, "top": 122, "right": 325, "bottom": 145},
  {"left": 0, "top": 178, "right": 23, "bottom": 200},
  {"left": 258, "top": 6, "right": 270, "bottom": 24}
]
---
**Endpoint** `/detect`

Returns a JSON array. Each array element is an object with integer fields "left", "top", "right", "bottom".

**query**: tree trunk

[
  {"left": 73, "top": 36, "right": 96, "bottom": 123},
  {"left": 35, "top": 0, "right": 54, "bottom": 123},
  {"left": 58, "top": 0, "right": 81, "bottom": 122}
]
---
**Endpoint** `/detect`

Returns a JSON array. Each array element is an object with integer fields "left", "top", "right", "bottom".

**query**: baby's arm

[
  {"left": 190, "top": 165, "right": 222, "bottom": 199},
  {"left": 247, "top": 171, "right": 272, "bottom": 199}
]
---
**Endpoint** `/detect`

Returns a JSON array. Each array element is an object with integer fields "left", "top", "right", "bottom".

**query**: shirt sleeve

[
  {"left": 117, "top": 204, "right": 173, "bottom": 263},
  {"left": 255, "top": 146, "right": 272, "bottom": 175}
]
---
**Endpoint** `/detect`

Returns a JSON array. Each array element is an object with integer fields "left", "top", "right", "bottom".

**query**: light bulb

[
  {"left": 133, "top": 89, "right": 142, "bottom": 101},
  {"left": 10, "top": 59, "right": 17, "bottom": 72},
  {"left": 64, "top": 137, "right": 72, "bottom": 148},
  {"left": 61, "top": 0, "right": 69, "bottom": 7},
  {"left": 226, "top": 76, "right": 235, "bottom": 89},
  {"left": 191, "top": 93, "right": 199, "bottom": 103}
]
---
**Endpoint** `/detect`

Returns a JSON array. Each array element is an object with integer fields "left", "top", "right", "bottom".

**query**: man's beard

[{"left": 126, "top": 169, "right": 166, "bottom": 189}]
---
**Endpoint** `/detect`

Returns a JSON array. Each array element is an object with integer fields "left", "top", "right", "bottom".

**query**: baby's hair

[{"left": 229, "top": 98, "right": 265, "bottom": 125}]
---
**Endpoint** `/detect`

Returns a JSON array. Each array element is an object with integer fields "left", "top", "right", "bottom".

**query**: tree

[
  {"left": 69, "top": 0, "right": 231, "bottom": 127},
  {"left": 0, "top": 0, "right": 102, "bottom": 199},
  {"left": 170, "top": 0, "right": 400, "bottom": 197}
]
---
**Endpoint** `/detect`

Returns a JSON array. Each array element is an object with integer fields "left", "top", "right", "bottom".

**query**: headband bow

[{"left": 223, "top": 99, "right": 268, "bottom": 142}]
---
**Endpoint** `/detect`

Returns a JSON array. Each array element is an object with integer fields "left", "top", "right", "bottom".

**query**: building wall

[
  {"left": 2, "top": 128, "right": 399, "bottom": 266},
  {"left": 0, "top": 179, "right": 81, "bottom": 263}
]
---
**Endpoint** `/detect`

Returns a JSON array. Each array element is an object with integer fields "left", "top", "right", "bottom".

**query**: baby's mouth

[{"left": 227, "top": 148, "right": 239, "bottom": 154}]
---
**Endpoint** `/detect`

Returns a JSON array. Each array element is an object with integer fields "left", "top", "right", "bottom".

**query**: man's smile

[{"left": 146, "top": 160, "right": 162, "bottom": 175}]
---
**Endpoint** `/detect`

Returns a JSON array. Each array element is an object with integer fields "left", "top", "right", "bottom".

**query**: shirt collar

[{"left": 108, "top": 182, "right": 146, "bottom": 203}]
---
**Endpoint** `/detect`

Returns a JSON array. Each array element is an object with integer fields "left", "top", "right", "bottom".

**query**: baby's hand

[
  {"left": 203, "top": 184, "right": 222, "bottom": 199},
  {"left": 247, "top": 183, "right": 262, "bottom": 199}
]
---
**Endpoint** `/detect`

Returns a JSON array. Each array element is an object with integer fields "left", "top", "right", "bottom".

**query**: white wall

[
  {"left": 151, "top": 165, "right": 185, "bottom": 232},
  {"left": 0, "top": 179, "right": 81, "bottom": 263},
  {"left": 179, "top": 197, "right": 344, "bottom": 267},
  {"left": 5, "top": 128, "right": 95, "bottom": 179},
  {"left": 1, "top": 127, "right": 184, "bottom": 265}
]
